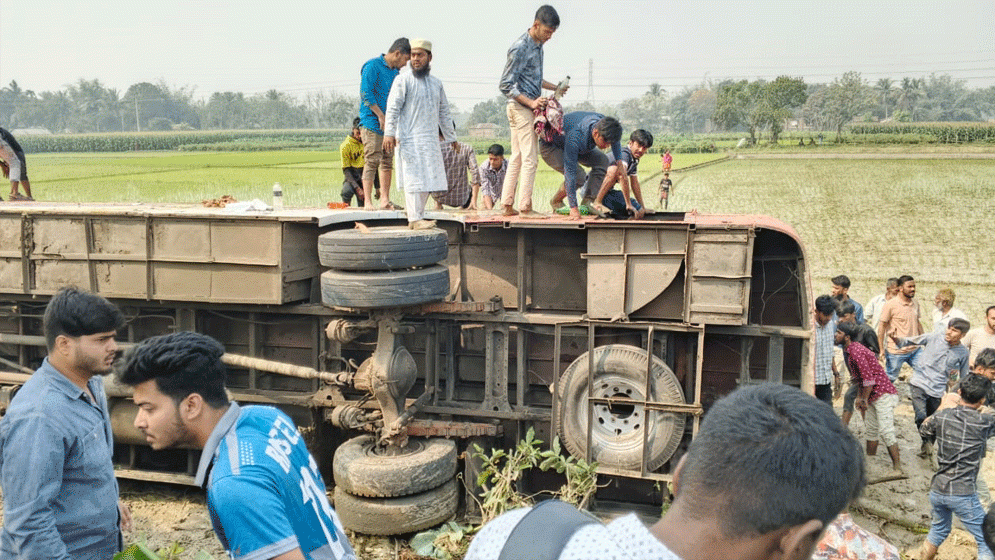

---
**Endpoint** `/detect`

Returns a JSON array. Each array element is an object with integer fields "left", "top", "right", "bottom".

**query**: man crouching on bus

[{"left": 118, "top": 331, "right": 356, "bottom": 560}]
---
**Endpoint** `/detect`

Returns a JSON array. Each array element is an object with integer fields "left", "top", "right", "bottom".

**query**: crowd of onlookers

[{"left": 814, "top": 274, "right": 995, "bottom": 559}]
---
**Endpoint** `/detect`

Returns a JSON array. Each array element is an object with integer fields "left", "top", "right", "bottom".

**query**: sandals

[
  {"left": 8, "top": 193, "right": 33, "bottom": 201},
  {"left": 381, "top": 201, "right": 404, "bottom": 211}
]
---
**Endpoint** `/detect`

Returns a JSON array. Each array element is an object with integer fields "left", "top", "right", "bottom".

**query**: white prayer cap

[{"left": 410, "top": 38, "right": 432, "bottom": 52}]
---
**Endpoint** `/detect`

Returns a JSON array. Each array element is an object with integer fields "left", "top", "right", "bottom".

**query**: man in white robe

[{"left": 382, "top": 38, "right": 457, "bottom": 229}]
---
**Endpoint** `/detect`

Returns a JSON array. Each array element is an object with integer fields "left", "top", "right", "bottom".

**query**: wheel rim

[{"left": 591, "top": 375, "right": 647, "bottom": 442}]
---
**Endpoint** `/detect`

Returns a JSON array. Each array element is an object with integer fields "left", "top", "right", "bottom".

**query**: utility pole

[{"left": 586, "top": 59, "right": 594, "bottom": 102}]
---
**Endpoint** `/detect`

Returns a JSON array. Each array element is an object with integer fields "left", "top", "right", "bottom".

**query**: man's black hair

[
  {"left": 977, "top": 348, "right": 995, "bottom": 370},
  {"left": 814, "top": 294, "right": 837, "bottom": 316},
  {"left": 987, "top": 305, "right": 995, "bottom": 316},
  {"left": 43, "top": 286, "right": 125, "bottom": 349},
  {"left": 838, "top": 300, "right": 856, "bottom": 318},
  {"left": 949, "top": 317, "right": 971, "bottom": 334},
  {"left": 960, "top": 372, "right": 991, "bottom": 404},
  {"left": 118, "top": 331, "right": 229, "bottom": 408},
  {"left": 675, "top": 383, "right": 865, "bottom": 537},
  {"left": 836, "top": 321, "right": 859, "bottom": 341},
  {"left": 594, "top": 117, "right": 623, "bottom": 145},
  {"left": 352, "top": 117, "right": 361, "bottom": 129},
  {"left": 831, "top": 275, "right": 850, "bottom": 290},
  {"left": 487, "top": 144, "right": 505, "bottom": 157},
  {"left": 389, "top": 37, "right": 411, "bottom": 55},
  {"left": 897, "top": 274, "right": 915, "bottom": 287},
  {"left": 629, "top": 129, "right": 653, "bottom": 149},
  {"left": 534, "top": 5, "right": 560, "bottom": 28}
]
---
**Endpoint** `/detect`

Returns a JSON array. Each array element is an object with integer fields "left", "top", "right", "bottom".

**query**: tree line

[
  {"left": 471, "top": 72, "right": 995, "bottom": 144},
  {"left": 0, "top": 79, "right": 359, "bottom": 133},
  {"left": 2, "top": 72, "right": 993, "bottom": 144}
]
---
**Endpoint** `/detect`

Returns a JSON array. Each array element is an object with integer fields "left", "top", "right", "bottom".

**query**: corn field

[{"left": 847, "top": 122, "right": 995, "bottom": 144}]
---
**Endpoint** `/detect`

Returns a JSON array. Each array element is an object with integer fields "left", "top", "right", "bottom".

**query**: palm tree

[
  {"left": 875, "top": 78, "right": 893, "bottom": 120},
  {"left": 897, "top": 77, "right": 924, "bottom": 120}
]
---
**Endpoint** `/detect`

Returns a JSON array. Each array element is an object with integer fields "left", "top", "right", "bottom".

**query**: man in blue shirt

[
  {"left": 359, "top": 38, "right": 410, "bottom": 210},
  {"left": 120, "top": 332, "right": 356, "bottom": 560},
  {"left": 892, "top": 317, "right": 971, "bottom": 458},
  {"left": 831, "top": 274, "right": 864, "bottom": 324},
  {"left": 541, "top": 112, "right": 627, "bottom": 219},
  {"left": 0, "top": 287, "right": 129, "bottom": 560}
]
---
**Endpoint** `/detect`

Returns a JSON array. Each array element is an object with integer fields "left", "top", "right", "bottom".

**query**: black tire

[
  {"left": 333, "top": 478, "right": 458, "bottom": 536},
  {"left": 555, "top": 344, "right": 686, "bottom": 471},
  {"left": 318, "top": 227, "right": 447, "bottom": 270},
  {"left": 320, "top": 265, "right": 449, "bottom": 309},
  {"left": 333, "top": 435, "right": 457, "bottom": 498}
]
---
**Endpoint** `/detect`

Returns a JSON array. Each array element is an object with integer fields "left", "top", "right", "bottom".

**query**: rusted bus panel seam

[{"left": 84, "top": 216, "right": 97, "bottom": 293}]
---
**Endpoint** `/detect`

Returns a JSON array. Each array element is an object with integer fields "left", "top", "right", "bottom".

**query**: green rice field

[{"left": 13, "top": 149, "right": 995, "bottom": 326}]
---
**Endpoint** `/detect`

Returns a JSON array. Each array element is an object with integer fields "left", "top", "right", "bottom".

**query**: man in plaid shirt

[
  {"left": 918, "top": 373, "right": 995, "bottom": 560},
  {"left": 814, "top": 295, "right": 839, "bottom": 405},
  {"left": 432, "top": 133, "right": 481, "bottom": 210}
]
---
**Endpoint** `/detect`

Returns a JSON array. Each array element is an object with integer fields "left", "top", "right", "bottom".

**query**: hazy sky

[{"left": 1, "top": 0, "right": 991, "bottom": 110}]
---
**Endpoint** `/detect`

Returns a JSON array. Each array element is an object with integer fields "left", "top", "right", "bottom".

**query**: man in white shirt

[
  {"left": 865, "top": 277, "right": 898, "bottom": 330},
  {"left": 932, "top": 287, "right": 968, "bottom": 333},
  {"left": 464, "top": 384, "right": 865, "bottom": 560}
]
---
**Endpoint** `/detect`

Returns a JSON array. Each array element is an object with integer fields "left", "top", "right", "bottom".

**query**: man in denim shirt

[
  {"left": 498, "top": 5, "right": 561, "bottom": 216},
  {"left": 0, "top": 287, "right": 130, "bottom": 559}
]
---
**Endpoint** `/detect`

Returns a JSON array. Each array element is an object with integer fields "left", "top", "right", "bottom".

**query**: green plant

[
  {"left": 472, "top": 427, "right": 599, "bottom": 523},
  {"left": 537, "top": 436, "right": 598, "bottom": 510}
]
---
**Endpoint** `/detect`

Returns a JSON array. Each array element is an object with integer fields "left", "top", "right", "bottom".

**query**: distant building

[{"left": 468, "top": 123, "right": 501, "bottom": 139}]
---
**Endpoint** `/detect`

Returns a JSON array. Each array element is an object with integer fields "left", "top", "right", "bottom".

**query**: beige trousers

[{"left": 500, "top": 102, "right": 538, "bottom": 208}]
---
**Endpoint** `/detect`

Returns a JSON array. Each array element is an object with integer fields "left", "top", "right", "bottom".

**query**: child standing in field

[
  {"left": 659, "top": 172, "right": 672, "bottom": 208},
  {"left": 661, "top": 148, "right": 672, "bottom": 172}
]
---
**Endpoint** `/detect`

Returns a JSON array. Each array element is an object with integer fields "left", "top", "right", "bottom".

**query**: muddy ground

[{"left": 0, "top": 369, "right": 988, "bottom": 559}]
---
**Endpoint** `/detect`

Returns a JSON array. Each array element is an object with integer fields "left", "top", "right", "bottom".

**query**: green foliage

[
  {"left": 847, "top": 122, "right": 995, "bottom": 143},
  {"left": 472, "top": 428, "right": 598, "bottom": 524},
  {"left": 714, "top": 77, "right": 806, "bottom": 144},
  {"left": 17, "top": 129, "right": 349, "bottom": 153}
]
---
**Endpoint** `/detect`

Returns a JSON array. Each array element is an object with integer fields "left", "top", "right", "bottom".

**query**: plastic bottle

[
  {"left": 554, "top": 76, "right": 570, "bottom": 100},
  {"left": 272, "top": 182, "right": 283, "bottom": 210}
]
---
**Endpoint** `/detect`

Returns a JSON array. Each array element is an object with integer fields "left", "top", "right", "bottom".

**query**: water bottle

[
  {"left": 272, "top": 182, "right": 283, "bottom": 210},
  {"left": 554, "top": 76, "right": 570, "bottom": 100}
]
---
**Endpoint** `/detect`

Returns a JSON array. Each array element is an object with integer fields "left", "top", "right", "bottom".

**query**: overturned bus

[{"left": 0, "top": 204, "right": 813, "bottom": 534}]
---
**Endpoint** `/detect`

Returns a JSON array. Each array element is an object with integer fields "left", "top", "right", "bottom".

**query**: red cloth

[{"left": 533, "top": 97, "right": 564, "bottom": 143}]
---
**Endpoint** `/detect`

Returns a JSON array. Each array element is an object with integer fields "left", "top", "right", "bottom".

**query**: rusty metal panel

[
  {"left": 91, "top": 219, "right": 146, "bottom": 256},
  {"left": 34, "top": 259, "right": 90, "bottom": 292},
  {"left": 94, "top": 262, "right": 148, "bottom": 297},
  {"left": 0, "top": 216, "right": 20, "bottom": 258},
  {"left": 31, "top": 217, "right": 87, "bottom": 257},
  {"left": 531, "top": 244, "right": 586, "bottom": 311},
  {"left": 688, "top": 229, "right": 753, "bottom": 325},
  {"left": 458, "top": 230, "right": 519, "bottom": 305},
  {"left": 213, "top": 221, "right": 281, "bottom": 265},
  {"left": 0, "top": 217, "right": 21, "bottom": 292},
  {"left": 153, "top": 220, "right": 211, "bottom": 261},
  {"left": 586, "top": 227, "right": 687, "bottom": 319}
]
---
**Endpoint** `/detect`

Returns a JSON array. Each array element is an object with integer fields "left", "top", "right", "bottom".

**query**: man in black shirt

[{"left": 918, "top": 373, "right": 995, "bottom": 560}]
